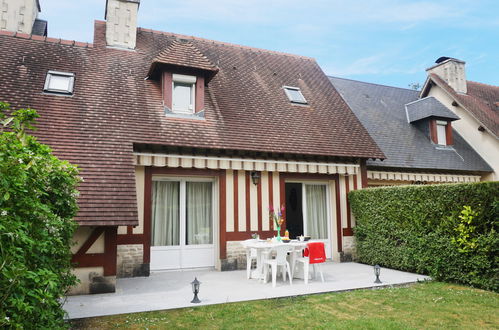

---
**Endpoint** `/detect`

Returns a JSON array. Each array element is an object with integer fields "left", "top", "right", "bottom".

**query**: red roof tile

[
  {"left": 148, "top": 39, "right": 218, "bottom": 78},
  {"left": 0, "top": 20, "right": 384, "bottom": 226}
]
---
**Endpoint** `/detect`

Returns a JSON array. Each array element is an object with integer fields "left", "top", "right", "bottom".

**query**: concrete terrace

[{"left": 64, "top": 262, "right": 430, "bottom": 319}]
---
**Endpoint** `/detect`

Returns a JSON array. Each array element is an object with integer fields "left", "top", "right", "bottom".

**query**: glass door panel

[
  {"left": 304, "top": 184, "right": 328, "bottom": 239},
  {"left": 151, "top": 181, "right": 180, "bottom": 246},
  {"left": 186, "top": 182, "right": 213, "bottom": 245}
]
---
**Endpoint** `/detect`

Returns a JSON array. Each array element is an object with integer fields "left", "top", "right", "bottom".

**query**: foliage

[
  {"left": 349, "top": 182, "right": 499, "bottom": 292},
  {"left": 71, "top": 282, "right": 499, "bottom": 329},
  {"left": 0, "top": 102, "right": 80, "bottom": 328}
]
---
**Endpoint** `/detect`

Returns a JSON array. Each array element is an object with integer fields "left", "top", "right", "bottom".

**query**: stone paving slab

[{"left": 64, "top": 262, "right": 430, "bottom": 319}]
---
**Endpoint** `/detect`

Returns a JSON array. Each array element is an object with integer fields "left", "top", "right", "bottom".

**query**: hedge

[
  {"left": 0, "top": 103, "right": 80, "bottom": 328},
  {"left": 349, "top": 182, "right": 498, "bottom": 292}
]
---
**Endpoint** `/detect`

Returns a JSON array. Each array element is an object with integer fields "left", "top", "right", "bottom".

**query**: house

[
  {"left": 420, "top": 57, "right": 499, "bottom": 181},
  {"left": 0, "top": 0, "right": 384, "bottom": 294},
  {"left": 329, "top": 75, "right": 493, "bottom": 186}
]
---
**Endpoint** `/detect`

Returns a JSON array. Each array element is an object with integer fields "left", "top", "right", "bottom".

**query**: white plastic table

[{"left": 241, "top": 240, "right": 312, "bottom": 280}]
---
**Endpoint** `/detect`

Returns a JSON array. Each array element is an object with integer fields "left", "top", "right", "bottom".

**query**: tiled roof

[
  {"left": 428, "top": 73, "right": 499, "bottom": 138},
  {"left": 0, "top": 21, "right": 383, "bottom": 226},
  {"left": 329, "top": 76, "right": 492, "bottom": 173},
  {"left": 148, "top": 39, "right": 219, "bottom": 78},
  {"left": 406, "top": 97, "right": 459, "bottom": 123}
]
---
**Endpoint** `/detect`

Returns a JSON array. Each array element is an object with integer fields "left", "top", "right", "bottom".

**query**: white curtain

[
  {"left": 152, "top": 181, "right": 180, "bottom": 246},
  {"left": 186, "top": 182, "right": 213, "bottom": 245},
  {"left": 305, "top": 185, "right": 328, "bottom": 239}
]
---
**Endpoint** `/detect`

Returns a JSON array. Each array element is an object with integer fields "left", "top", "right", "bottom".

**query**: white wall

[
  {"left": 0, "top": 0, "right": 38, "bottom": 34},
  {"left": 428, "top": 86, "right": 499, "bottom": 181}
]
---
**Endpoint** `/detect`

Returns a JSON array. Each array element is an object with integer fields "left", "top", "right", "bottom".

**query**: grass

[{"left": 70, "top": 282, "right": 499, "bottom": 329}]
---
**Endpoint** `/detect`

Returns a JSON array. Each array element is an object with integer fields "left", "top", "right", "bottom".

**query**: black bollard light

[
  {"left": 374, "top": 264, "right": 382, "bottom": 284},
  {"left": 191, "top": 277, "right": 201, "bottom": 303}
]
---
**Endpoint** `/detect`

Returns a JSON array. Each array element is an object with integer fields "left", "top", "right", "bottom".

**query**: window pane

[
  {"left": 48, "top": 75, "right": 71, "bottom": 92},
  {"left": 437, "top": 124, "right": 447, "bottom": 145},
  {"left": 173, "top": 82, "right": 193, "bottom": 113},
  {"left": 152, "top": 181, "right": 180, "bottom": 246},
  {"left": 285, "top": 87, "right": 307, "bottom": 103},
  {"left": 305, "top": 185, "right": 327, "bottom": 239},
  {"left": 186, "top": 182, "right": 213, "bottom": 245}
]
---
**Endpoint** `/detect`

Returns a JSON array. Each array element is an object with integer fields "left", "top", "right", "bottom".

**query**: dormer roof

[
  {"left": 405, "top": 97, "right": 460, "bottom": 123},
  {"left": 148, "top": 40, "right": 219, "bottom": 81}
]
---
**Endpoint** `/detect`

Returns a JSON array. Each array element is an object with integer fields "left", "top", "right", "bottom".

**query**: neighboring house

[
  {"left": 329, "top": 77, "right": 493, "bottom": 186},
  {"left": 0, "top": 0, "right": 384, "bottom": 294},
  {"left": 420, "top": 57, "right": 499, "bottom": 181}
]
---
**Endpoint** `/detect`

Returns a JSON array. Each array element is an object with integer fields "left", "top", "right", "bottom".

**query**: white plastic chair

[
  {"left": 294, "top": 244, "right": 325, "bottom": 284},
  {"left": 263, "top": 245, "right": 293, "bottom": 287},
  {"left": 241, "top": 239, "right": 257, "bottom": 279}
]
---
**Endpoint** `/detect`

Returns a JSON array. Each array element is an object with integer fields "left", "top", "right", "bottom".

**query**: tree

[
  {"left": 408, "top": 82, "right": 421, "bottom": 91},
  {"left": 0, "top": 102, "right": 80, "bottom": 328}
]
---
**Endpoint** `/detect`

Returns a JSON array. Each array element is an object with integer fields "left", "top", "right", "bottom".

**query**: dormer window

[
  {"left": 284, "top": 86, "right": 307, "bottom": 104},
  {"left": 172, "top": 74, "right": 196, "bottom": 114},
  {"left": 44, "top": 71, "right": 75, "bottom": 95}
]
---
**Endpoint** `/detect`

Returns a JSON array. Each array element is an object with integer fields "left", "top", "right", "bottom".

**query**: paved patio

[{"left": 64, "top": 262, "right": 430, "bottom": 319}]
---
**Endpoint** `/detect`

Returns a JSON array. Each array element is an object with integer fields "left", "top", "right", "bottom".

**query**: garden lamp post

[
  {"left": 191, "top": 277, "right": 201, "bottom": 303},
  {"left": 374, "top": 264, "right": 382, "bottom": 284}
]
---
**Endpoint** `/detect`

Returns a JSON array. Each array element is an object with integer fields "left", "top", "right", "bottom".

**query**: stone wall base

[
  {"left": 117, "top": 244, "right": 149, "bottom": 278},
  {"left": 68, "top": 268, "right": 116, "bottom": 295},
  {"left": 341, "top": 236, "right": 356, "bottom": 261}
]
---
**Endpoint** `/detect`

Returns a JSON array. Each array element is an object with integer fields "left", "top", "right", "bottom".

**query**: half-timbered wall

[{"left": 114, "top": 163, "right": 362, "bottom": 274}]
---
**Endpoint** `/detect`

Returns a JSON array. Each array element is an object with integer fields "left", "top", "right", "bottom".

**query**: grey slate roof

[
  {"left": 406, "top": 97, "right": 460, "bottom": 123},
  {"left": 32, "top": 19, "right": 47, "bottom": 36},
  {"left": 329, "top": 76, "right": 493, "bottom": 173}
]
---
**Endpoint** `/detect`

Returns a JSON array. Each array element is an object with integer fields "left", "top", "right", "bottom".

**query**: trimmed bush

[
  {"left": 0, "top": 103, "right": 80, "bottom": 328},
  {"left": 349, "top": 182, "right": 498, "bottom": 292}
]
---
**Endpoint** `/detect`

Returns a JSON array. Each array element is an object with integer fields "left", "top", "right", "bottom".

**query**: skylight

[
  {"left": 283, "top": 86, "right": 307, "bottom": 104},
  {"left": 44, "top": 71, "right": 75, "bottom": 95}
]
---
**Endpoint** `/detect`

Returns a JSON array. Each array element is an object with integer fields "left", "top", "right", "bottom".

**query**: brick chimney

[
  {"left": 0, "top": 0, "right": 40, "bottom": 34},
  {"left": 426, "top": 57, "right": 467, "bottom": 94},
  {"left": 105, "top": 0, "right": 140, "bottom": 49}
]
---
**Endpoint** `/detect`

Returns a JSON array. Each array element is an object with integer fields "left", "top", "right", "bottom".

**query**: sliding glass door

[
  {"left": 151, "top": 178, "right": 215, "bottom": 270},
  {"left": 303, "top": 183, "right": 331, "bottom": 258}
]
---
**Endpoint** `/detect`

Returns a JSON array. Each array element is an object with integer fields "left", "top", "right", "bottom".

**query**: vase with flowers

[{"left": 269, "top": 204, "right": 285, "bottom": 241}]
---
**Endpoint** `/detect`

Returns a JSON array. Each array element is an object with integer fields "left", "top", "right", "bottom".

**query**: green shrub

[
  {"left": 349, "top": 182, "right": 498, "bottom": 292},
  {"left": 0, "top": 102, "right": 80, "bottom": 328}
]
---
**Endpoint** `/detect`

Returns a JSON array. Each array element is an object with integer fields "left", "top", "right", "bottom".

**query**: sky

[{"left": 38, "top": 0, "right": 498, "bottom": 89}]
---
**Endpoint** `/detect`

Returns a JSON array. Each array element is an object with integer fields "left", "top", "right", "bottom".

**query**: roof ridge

[
  {"left": 328, "top": 75, "right": 418, "bottom": 92},
  {"left": 137, "top": 26, "right": 314, "bottom": 61},
  {"left": 0, "top": 30, "right": 93, "bottom": 48},
  {"left": 467, "top": 80, "right": 499, "bottom": 89},
  {"left": 404, "top": 96, "right": 434, "bottom": 106}
]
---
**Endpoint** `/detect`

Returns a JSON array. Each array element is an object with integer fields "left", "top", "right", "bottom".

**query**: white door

[
  {"left": 302, "top": 183, "right": 332, "bottom": 259},
  {"left": 150, "top": 179, "right": 215, "bottom": 271}
]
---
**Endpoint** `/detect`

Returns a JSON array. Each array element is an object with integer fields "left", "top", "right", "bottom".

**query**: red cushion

[{"left": 303, "top": 242, "right": 326, "bottom": 264}]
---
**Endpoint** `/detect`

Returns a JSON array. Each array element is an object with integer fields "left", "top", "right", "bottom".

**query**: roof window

[
  {"left": 284, "top": 86, "right": 307, "bottom": 104},
  {"left": 44, "top": 71, "right": 75, "bottom": 95}
]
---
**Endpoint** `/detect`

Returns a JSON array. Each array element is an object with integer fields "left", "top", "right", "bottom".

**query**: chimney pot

[
  {"left": 426, "top": 57, "right": 467, "bottom": 94},
  {"left": 0, "top": 0, "right": 40, "bottom": 35},
  {"left": 105, "top": 0, "right": 140, "bottom": 49}
]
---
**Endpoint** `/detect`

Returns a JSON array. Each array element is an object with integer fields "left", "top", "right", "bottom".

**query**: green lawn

[{"left": 71, "top": 282, "right": 499, "bottom": 329}]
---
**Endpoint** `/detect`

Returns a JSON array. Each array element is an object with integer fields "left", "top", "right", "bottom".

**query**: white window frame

[
  {"left": 283, "top": 86, "right": 307, "bottom": 104},
  {"left": 436, "top": 120, "right": 447, "bottom": 145},
  {"left": 43, "top": 70, "right": 75, "bottom": 95},
  {"left": 172, "top": 74, "right": 196, "bottom": 114}
]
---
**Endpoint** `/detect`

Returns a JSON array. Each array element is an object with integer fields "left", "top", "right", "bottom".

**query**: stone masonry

[
  {"left": 340, "top": 236, "right": 356, "bottom": 262},
  {"left": 222, "top": 241, "right": 250, "bottom": 271},
  {"left": 117, "top": 244, "right": 149, "bottom": 278}
]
